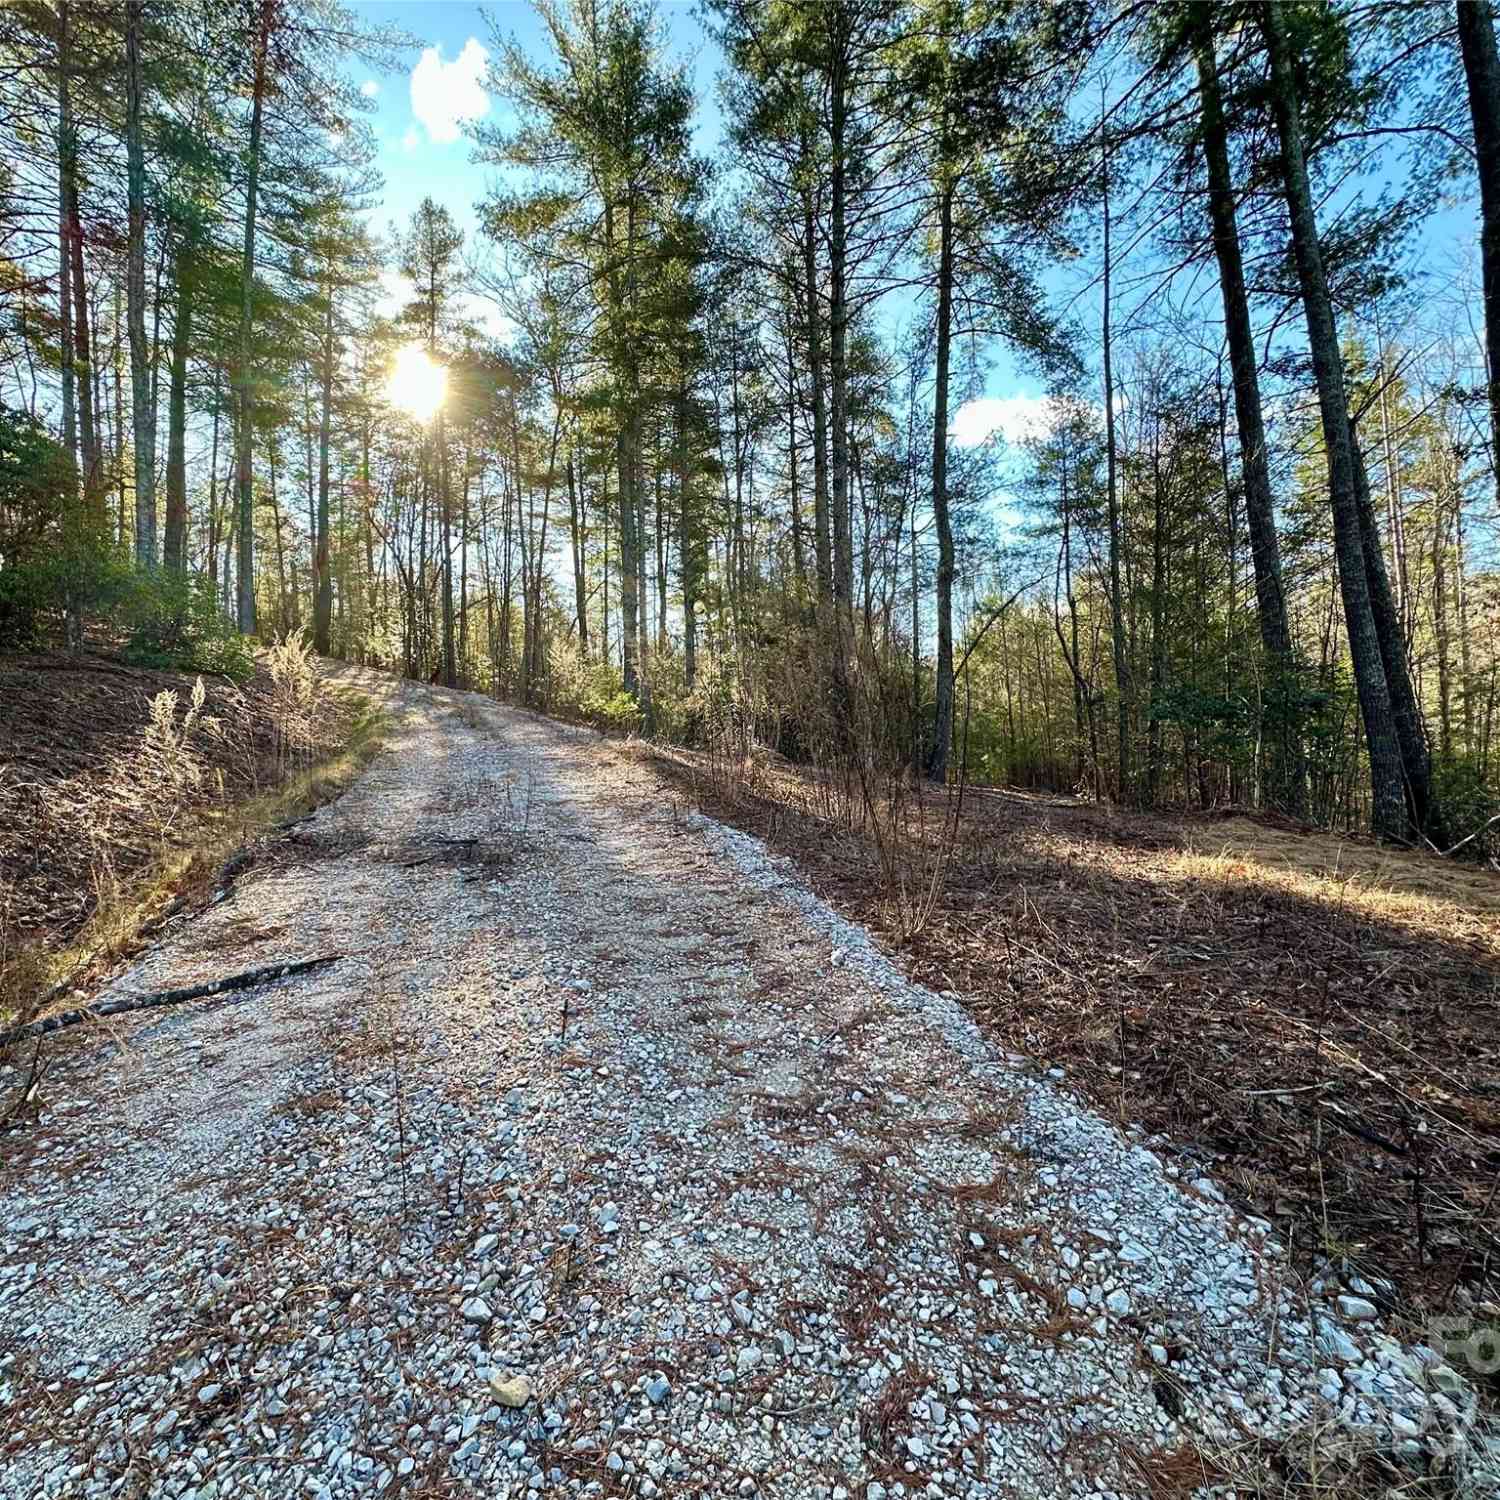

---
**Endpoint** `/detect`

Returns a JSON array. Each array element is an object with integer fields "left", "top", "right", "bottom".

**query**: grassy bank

[{"left": 0, "top": 649, "right": 386, "bottom": 1033}]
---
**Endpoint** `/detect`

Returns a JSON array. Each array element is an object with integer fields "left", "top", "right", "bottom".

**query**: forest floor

[{"left": 0, "top": 675, "right": 1495, "bottom": 1500}]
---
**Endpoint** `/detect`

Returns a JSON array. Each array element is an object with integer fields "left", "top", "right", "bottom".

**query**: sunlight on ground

[{"left": 1182, "top": 817, "right": 1500, "bottom": 942}]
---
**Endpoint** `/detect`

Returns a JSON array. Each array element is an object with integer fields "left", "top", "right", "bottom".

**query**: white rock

[{"left": 489, "top": 1373, "right": 533, "bottom": 1408}]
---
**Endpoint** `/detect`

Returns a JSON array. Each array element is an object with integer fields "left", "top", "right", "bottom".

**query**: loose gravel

[{"left": 0, "top": 675, "right": 1493, "bottom": 1499}]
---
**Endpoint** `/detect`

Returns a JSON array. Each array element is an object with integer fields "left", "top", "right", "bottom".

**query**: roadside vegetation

[
  {"left": 0, "top": 632, "right": 382, "bottom": 1038},
  {"left": 644, "top": 713, "right": 1500, "bottom": 1351}
]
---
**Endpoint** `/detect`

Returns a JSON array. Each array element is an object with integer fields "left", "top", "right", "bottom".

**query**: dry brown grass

[{"left": 1115, "top": 1427, "right": 1470, "bottom": 1499}]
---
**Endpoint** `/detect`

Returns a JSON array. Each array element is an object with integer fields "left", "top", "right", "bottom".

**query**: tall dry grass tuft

[
  {"left": 265, "top": 634, "right": 322, "bottom": 775},
  {"left": 139, "top": 677, "right": 208, "bottom": 837}
]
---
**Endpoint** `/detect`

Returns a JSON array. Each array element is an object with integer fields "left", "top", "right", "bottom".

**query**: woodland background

[{"left": 2, "top": 0, "right": 1499, "bottom": 856}]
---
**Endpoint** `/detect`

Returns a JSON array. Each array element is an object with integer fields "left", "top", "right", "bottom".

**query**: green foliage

[
  {"left": 1431, "top": 753, "right": 1500, "bottom": 861},
  {"left": 542, "top": 646, "right": 643, "bottom": 734},
  {"left": 0, "top": 544, "right": 103, "bottom": 649},
  {"left": 0, "top": 404, "right": 73, "bottom": 528},
  {"left": 1150, "top": 680, "right": 1251, "bottom": 764},
  {"left": 0, "top": 404, "right": 109, "bottom": 647},
  {"left": 0, "top": 405, "right": 247, "bottom": 678},
  {"left": 120, "top": 572, "right": 255, "bottom": 681}
]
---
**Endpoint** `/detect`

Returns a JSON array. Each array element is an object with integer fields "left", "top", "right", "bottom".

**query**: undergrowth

[{"left": 642, "top": 717, "right": 1500, "bottom": 1333}]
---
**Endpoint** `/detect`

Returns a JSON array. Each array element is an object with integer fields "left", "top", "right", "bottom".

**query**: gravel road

[{"left": 0, "top": 674, "right": 1490, "bottom": 1499}]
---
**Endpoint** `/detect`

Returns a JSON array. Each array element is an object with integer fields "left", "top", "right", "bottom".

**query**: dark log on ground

[{"left": 0, "top": 954, "right": 343, "bottom": 1047}]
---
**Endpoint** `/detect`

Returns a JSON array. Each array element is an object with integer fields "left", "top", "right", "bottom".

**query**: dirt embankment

[{"left": 0, "top": 649, "right": 368, "bottom": 1007}]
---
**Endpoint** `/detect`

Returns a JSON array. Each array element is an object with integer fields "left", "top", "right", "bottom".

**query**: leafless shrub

[
  {"left": 265, "top": 634, "right": 323, "bottom": 774},
  {"left": 678, "top": 621, "right": 962, "bottom": 943}
]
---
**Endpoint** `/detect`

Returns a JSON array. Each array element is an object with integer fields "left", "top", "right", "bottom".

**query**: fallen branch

[
  {"left": 953, "top": 576, "right": 1045, "bottom": 680},
  {"left": 1438, "top": 813, "right": 1500, "bottom": 859},
  {"left": 0, "top": 955, "right": 344, "bottom": 1047}
]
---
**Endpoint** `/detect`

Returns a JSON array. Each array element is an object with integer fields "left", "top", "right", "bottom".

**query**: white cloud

[
  {"left": 950, "top": 394, "right": 1055, "bottom": 449},
  {"left": 360, "top": 79, "right": 380, "bottom": 99},
  {"left": 400, "top": 126, "right": 420, "bottom": 155},
  {"left": 409, "top": 38, "right": 490, "bottom": 145}
]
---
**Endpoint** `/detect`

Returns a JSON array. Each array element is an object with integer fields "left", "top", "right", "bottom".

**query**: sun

[{"left": 386, "top": 344, "right": 447, "bottom": 423}]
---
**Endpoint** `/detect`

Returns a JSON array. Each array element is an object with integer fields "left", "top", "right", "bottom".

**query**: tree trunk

[
  {"left": 617, "top": 423, "right": 639, "bottom": 697},
  {"left": 56, "top": 0, "right": 76, "bottom": 473},
  {"left": 67, "top": 169, "right": 100, "bottom": 511},
  {"left": 1146, "top": 429, "right": 1167, "bottom": 806},
  {"left": 926, "top": 175, "right": 956, "bottom": 782},
  {"left": 1459, "top": 0, "right": 1500, "bottom": 502},
  {"left": 635, "top": 442, "right": 649, "bottom": 696},
  {"left": 206, "top": 367, "right": 221, "bottom": 591},
  {"left": 1375, "top": 336, "right": 1413, "bottom": 637},
  {"left": 439, "top": 408, "right": 455, "bottom": 686},
  {"left": 679, "top": 388, "right": 699, "bottom": 692},
  {"left": 604, "top": 193, "right": 640, "bottom": 699},
  {"left": 234, "top": 0, "right": 272, "bottom": 634},
  {"left": 654, "top": 455, "right": 669, "bottom": 654},
  {"left": 800, "top": 150, "right": 832, "bottom": 602},
  {"left": 1456, "top": 491, "right": 1475, "bottom": 747},
  {"left": 114, "top": 281, "right": 126, "bottom": 543},
  {"left": 828, "top": 27, "right": 854, "bottom": 626},
  {"left": 458, "top": 453, "right": 470, "bottom": 675},
  {"left": 1432, "top": 462, "right": 1454, "bottom": 758},
  {"left": 1101, "top": 120, "right": 1132, "bottom": 801},
  {"left": 1351, "top": 436, "right": 1436, "bottom": 830},
  {"left": 313, "top": 275, "right": 335, "bottom": 655},
  {"left": 567, "top": 451, "right": 588, "bottom": 657},
  {"left": 162, "top": 245, "right": 191, "bottom": 570},
  {"left": 269, "top": 437, "right": 286, "bottom": 632},
  {"left": 1260, "top": 0, "right": 1408, "bottom": 841},
  {"left": 55, "top": 0, "right": 87, "bottom": 649},
  {"left": 785, "top": 321, "right": 806, "bottom": 583},
  {"left": 1193, "top": 17, "right": 1303, "bottom": 813},
  {"left": 125, "top": 0, "right": 156, "bottom": 566}
]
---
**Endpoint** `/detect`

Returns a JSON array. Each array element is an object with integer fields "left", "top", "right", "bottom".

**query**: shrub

[
  {"left": 541, "top": 646, "right": 643, "bottom": 734},
  {"left": 120, "top": 571, "right": 254, "bottom": 680},
  {"left": 1432, "top": 753, "right": 1500, "bottom": 860},
  {"left": 0, "top": 404, "right": 114, "bottom": 649}
]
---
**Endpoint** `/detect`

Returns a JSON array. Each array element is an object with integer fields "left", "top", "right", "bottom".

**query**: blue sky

[
  {"left": 349, "top": 3, "right": 1489, "bottom": 462},
  {"left": 351, "top": 1, "right": 1063, "bottom": 450},
  {"left": 354, "top": 2, "right": 729, "bottom": 324}
]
